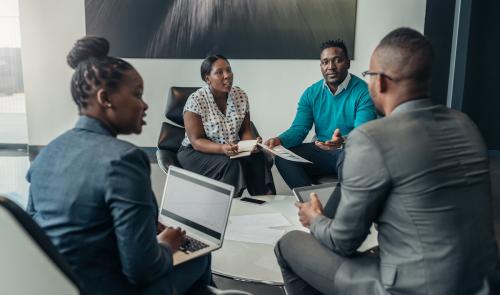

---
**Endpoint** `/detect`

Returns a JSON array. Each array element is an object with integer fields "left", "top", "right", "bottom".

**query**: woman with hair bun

[{"left": 27, "top": 36, "right": 211, "bottom": 295}]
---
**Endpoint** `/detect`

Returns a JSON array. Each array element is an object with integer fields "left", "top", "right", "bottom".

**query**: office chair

[
  {"left": 0, "top": 196, "right": 82, "bottom": 294},
  {"left": 156, "top": 87, "right": 199, "bottom": 173},
  {"left": 156, "top": 87, "right": 269, "bottom": 173}
]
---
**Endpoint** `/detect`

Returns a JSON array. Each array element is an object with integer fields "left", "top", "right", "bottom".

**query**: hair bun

[{"left": 67, "top": 36, "right": 110, "bottom": 69}]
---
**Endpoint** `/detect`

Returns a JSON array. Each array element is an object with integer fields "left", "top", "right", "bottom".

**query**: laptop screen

[{"left": 160, "top": 168, "right": 233, "bottom": 240}]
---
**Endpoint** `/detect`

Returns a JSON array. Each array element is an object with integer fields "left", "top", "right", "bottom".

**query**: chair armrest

[
  {"left": 156, "top": 149, "right": 179, "bottom": 174},
  {"left": 207, "top": 286, "right": 253, "bottom": 295}
]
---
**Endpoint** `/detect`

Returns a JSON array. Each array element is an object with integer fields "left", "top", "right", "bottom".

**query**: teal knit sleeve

[{"left": 278, "top": 89, "right": 314, "bottom": 148}]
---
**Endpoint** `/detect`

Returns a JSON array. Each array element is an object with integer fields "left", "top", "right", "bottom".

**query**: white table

[{"left": 211, "top": 195, "right": 379, "bottom": 285}]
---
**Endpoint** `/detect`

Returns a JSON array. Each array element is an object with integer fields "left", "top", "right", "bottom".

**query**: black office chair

[
  {"left": 156, "top": 87, "right": 269, "bottom": 173},
  {"left": 0, "top": 196, "right": 83, "bottom": 294}
]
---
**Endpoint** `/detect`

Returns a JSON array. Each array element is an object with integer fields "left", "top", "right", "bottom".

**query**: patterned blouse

[{"left": 181, "top": 85, "right": 250, "bottom": 146}]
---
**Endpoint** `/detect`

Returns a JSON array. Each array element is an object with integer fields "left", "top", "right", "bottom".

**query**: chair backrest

[
  {"left": 0, "top": 196, "right": 82, "bottom": 294},
  {"left": 165, "top": 87, "right": 199, "bottom": 126},
  {"left": 157, "top": 122, "right": 185, "bottom": 152}
]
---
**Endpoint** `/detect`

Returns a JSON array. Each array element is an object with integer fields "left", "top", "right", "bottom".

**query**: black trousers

[
  {"left": 177, "top": 145, "right": 275, "bottom": 196},
  {"left": 275, "top": 143, "right": 344, "bottom": 189}
]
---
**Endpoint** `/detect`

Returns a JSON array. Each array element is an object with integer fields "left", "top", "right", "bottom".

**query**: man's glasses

[{"left": 361, "top": 71, "right": 393, "bottom": 81}]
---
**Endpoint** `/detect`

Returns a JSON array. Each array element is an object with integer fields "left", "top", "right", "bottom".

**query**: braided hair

[{"left": 66, "top": 36, "right": 133, "bottom": 110}]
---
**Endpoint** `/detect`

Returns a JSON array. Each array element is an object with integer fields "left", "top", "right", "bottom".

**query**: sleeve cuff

[
  {"left": 277, "top": 134, "right": 292, "bottom": 148},
  {"left": 310, "top": 214, "right": 330, "bottom": 237},
  {"left": 157, "top": 242, "right": 175, "bottom": 272}
]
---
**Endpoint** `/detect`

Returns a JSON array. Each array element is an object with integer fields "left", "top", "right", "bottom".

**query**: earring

[{"left": 106, "top": 103, "right": 112, "bottom": 108}]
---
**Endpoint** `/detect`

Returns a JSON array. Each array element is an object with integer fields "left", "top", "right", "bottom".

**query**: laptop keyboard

[{"left": 179, "top": 235, "right": 209, "bottom": 253}]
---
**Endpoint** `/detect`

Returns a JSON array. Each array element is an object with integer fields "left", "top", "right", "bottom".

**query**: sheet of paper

[
  {"left": 257, "top": 143, "right": 312, "bottom": 163},
  {"left": 225, "top": 224, "right": 285, "bottom": 245},
  {"left": 229, "top": 213, "right": 291, "bottom": 228},
  {"left": 237, "top": 140, "right": 258, "bottom": 152}
]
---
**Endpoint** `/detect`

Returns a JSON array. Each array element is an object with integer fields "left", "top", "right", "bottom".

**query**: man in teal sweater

[{"left": 265, "top": 40, "right": 377, "bottom": 189}]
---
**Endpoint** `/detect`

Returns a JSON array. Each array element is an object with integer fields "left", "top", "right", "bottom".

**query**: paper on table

[
  {"left": 229, "top": 213, "right": 291, "bottom": 228},
  {"left": 225, "top": 224, "right": 285, "bottom": 245},
  {"left": 257, "top": 143, "right": 312, "bottom": 163}
]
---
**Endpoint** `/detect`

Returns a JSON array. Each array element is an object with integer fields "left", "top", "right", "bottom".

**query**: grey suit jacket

[
  {"left": 311, "top": 99, "right": 500, "bottom": 294},
  {"left": 27, "top": 116, "right": 175, "bottom": 295}
]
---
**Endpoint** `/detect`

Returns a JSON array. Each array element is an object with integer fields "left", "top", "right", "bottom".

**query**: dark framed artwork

[{"left": 85, "top": 0, "right": 357, "bottom": 59}]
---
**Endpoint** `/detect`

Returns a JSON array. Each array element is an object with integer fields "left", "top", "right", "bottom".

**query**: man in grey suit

[{"left": 274, "top": 27, "right": 500, "bottom": 294}]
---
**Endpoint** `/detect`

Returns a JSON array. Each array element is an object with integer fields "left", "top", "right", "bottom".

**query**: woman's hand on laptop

[{"left": 157, "top": 226, "right": 186, "bottom": 252}]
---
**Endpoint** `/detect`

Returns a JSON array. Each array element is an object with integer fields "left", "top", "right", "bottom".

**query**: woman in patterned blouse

[{"left": 178, "top": 55, "right": 275, "bottom": 197}]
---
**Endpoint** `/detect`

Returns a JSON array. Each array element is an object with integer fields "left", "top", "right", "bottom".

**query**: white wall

[{"left": 19, "top": 0, "right": 426, "bottom": 147}]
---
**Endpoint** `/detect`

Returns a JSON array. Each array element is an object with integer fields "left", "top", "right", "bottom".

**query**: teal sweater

[{"left": 279, "top": 75, "right": 377, "bottom": 148}]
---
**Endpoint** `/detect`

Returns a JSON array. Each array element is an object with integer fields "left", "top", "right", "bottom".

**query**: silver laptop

[
  {"left": 292, "top": 182, "right": 338, "bottom": 206},
  {"left": 158, "top": 166, "right": 234, "bottom": 265}
]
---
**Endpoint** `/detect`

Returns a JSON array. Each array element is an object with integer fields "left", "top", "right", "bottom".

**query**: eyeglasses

[{"left": 361, "top": 70, "right": 393, "bottom": 81}]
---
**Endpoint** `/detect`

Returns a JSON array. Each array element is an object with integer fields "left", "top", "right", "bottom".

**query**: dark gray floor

[{"left": 214, "top": 274, "right": 284, "bottom": 295}]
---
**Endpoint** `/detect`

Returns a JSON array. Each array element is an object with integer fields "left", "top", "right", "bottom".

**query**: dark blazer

[
  {"left": 27, "top": 116, "right": 174, "bottom": 295},
  {"left": 311, "top": 99, "right": 500, "bottom": 294}
]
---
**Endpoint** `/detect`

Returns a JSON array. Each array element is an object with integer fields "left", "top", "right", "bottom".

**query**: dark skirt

[{"left": 177, "top": 145, "right": 275, "bottom": 197}]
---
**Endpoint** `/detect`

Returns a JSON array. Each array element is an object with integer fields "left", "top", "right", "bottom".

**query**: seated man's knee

[{"left": 275, "top": 230, "right": 306, "bottom": 261}]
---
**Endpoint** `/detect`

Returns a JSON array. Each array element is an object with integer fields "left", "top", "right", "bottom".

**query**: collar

[
  {"left": 391, "top": 98, "right": 434, "bottom": 115},
  {"left": 74, "top": 115, "right": 117, "bottom": 137},
  {"left": 203, "top": 85, "right": 234, "bottom": 116},
  {"left": 324, "top": 73, "right": 351, "bottom": 96}
]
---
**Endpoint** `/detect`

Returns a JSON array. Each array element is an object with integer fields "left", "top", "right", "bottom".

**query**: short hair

[
  {"left": 67, "top": 36, "right": 134, "bottom": 110},
  {"left": 376, "top": 27, "right": 434, "bottom": 82},
  {"left": 320, "top": 39, "right": 349, "bottom": 60},
  {"left": 200, "top": 54, "right": 229, "bottom": 81}
]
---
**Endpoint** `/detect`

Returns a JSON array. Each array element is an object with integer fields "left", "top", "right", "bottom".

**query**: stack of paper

[{"left": 224, "top": 213, "right": 291, "bottom": 245}]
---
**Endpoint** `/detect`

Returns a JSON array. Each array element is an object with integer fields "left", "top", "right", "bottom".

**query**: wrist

[{"left": 219, "top": 144, "right": 226, "bottom": 154}]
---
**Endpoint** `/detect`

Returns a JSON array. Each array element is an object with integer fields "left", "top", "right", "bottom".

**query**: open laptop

[
  {"left": 158, "top": 166, "right": 234, "bottom": 265},
  {"left": 293, "top": 182, "right": 340, "bottom": 219}
]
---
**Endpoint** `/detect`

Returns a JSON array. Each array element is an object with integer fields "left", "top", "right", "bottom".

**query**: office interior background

[{"left": 1, "top": 0, "right": 499, "bottom": 294}]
